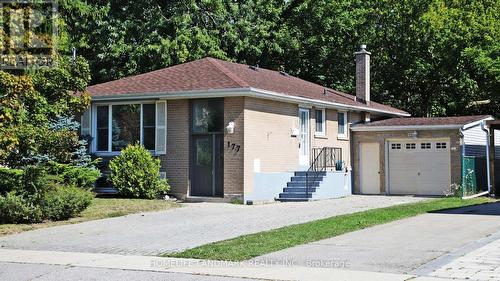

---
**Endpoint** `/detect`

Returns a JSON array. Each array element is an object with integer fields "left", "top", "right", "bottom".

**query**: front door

[
  {"left": 360, "top": 142, "right": 380, "bottom": 194},
  {"left": 190, "top": 99, "right": 224, "bottom": 197},
  {"left": 299, "top": 108, "right": 310, "bottom": 167}
]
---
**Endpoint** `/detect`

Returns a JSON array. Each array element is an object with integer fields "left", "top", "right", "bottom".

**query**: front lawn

[
  {"left": 165, "top": 197, "right": 495, "bottom": 261},
  {"left": 0, "top": 198, "right": 179, "bottom": 236}
]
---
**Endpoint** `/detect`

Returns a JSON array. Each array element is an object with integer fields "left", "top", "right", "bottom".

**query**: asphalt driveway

[
  {"left": 0, "top": 195, "right": 423, "bottom": 256},
  {"left": 253, "top": 202, "right": 500, "bottom": 275}
]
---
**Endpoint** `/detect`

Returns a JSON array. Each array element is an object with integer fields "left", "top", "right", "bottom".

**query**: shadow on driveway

[{"left": 432, "top": 201, "right": 500, "bottom": 216}]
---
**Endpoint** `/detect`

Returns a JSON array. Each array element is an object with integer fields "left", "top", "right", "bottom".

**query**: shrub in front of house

[
  {"left": 0, "top": 192, "right": 43, "bottom": 224},
  {"left": 0, "top": 167, "right": 24, "bottom": 195},
  {"left": 0, "top": 164, "right": 96, "bottom": 224},
  {"left": 41, "top": 185, "right": 93, "bottom": 221},
  {"left": 45, "top": 162, "right": 100, "bottom": 190},
  {"left": 109, "top": 144, "right": 170, "bottom": 199}
]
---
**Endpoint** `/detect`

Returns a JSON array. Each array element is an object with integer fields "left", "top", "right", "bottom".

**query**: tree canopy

[{"left": 57, "top": 0, "right": 500, "bottom": 117}]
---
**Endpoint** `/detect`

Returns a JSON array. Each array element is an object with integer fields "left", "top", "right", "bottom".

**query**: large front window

[{"left": 95, "top": 103, "right": 156, "bottom": 152}]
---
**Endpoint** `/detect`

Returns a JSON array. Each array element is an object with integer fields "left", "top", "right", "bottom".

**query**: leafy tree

[
  {"left": 60, "top": 0, "right": 498, "bottom": 117},
  {"left": 60, "top": 0, "right": 286, "bottom": 83},
  {"left": 283, "top": 0, "right": 498, "bottom": 117},
  {"left": 0, "top": 57, "right": 92, "bottom": 167}
]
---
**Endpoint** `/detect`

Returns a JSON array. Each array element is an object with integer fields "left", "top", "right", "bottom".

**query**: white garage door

[{"left": 388, "top": 140, "right": 451, "bottom": 195}]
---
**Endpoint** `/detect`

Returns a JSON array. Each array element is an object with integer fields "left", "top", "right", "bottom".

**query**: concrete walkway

[
  {"left": 415, "top": 203, "right": 500, "bottom": 281},
  {"left": 0, "top": 195, "right": 424, "bottom": 256},
  {"left": 0, "top": 248, "right": 447, "bottom": 281},
  {"left": 253, "top": 202, "right": 500, "bottom": 275},
  {"left": 427, "top": 233, "right": 500, "bottom": 280}
]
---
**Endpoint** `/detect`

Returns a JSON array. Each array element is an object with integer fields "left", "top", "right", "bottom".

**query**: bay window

[{"left": 94, "top": 103, "right": 157, "bottom": 153}]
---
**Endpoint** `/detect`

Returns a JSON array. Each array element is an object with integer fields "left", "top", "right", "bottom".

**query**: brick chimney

[{"left": 354, "top": 44, "right": 371, "bottom": 104}]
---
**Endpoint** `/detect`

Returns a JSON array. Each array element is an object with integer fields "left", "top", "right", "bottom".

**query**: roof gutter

[
  {"left": 351, "top": 124, "right": 464, "bottom": 132},
  {"left": 89, "top": 88, "right": 409, "bottom": 117},
  {"left": 351, "top": 116, "right": 494, "bottom": 132},
  {"left": 88, "top": 88, "right": 250, "bottom": 101}
]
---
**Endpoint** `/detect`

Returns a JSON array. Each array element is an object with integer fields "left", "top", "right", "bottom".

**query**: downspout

[{"left": 481, "top": 121, "right": 492, "bottom": 193}]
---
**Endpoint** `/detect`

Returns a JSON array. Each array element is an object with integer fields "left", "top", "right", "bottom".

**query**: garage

[
  {"left": 351, "top": 115, "right": 494, "bottom": 196},
  {"left": 387, "top": 139, "right": 450, "bottom": 195}
]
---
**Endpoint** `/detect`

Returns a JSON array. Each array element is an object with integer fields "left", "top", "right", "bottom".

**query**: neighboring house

[{"left": 82, "top": 45, "right": 496, "bottom": 202}]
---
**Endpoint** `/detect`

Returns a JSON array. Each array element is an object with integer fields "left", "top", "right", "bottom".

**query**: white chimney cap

[{"left": 360, "top": 44, "right": 367, "bottom": 50}]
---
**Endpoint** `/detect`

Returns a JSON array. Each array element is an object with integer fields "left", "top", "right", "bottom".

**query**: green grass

[
  {"left": 165, "top": 197, "right": 495, "bottom": 261},
  {"left": 0, "top": 198, "right": 179, "bottom": 236}
]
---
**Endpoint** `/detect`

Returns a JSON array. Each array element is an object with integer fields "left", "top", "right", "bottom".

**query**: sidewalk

[
  {"left": 426, "top": 232, "right": 500, "bottom": 280},
  {"left": 0, "top": 248, "right": 447, "bottom": 281}
]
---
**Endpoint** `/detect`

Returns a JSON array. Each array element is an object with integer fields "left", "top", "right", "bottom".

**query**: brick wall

[
  {"left": 243, "top": 98, "right": 299, "bottom": 194},
  {"left": 351, "top": 129, "right": 462, "bottom": 194},
  {"left": 242, "top": 98, "right": 358, "bottom": 194},
  {"left": 223, "top": 97, "right": 245, "bottom": 199},
  {"left": 311, "top": 109, "right": 361, "bottom": 168},
  {"left": 160, "top": 99, "right": 190, "bottom": 199}
]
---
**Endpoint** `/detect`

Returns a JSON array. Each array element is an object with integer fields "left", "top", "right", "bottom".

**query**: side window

[
  {"left": 315, "top": 109, "right": 325, "bottom": 136},
  {"left": 338, "top": 111, "right": 347, "bottom": 138}
]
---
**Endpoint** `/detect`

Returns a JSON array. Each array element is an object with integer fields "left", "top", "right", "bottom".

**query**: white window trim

[
  {"left": 314, "top": 108, "right": 326, "bottom": 137},
  {"left": 91, "top": 101, "right": 157, "bottom": 155},
  {"left": 338, "top": 111, "right": 348, "bottom": 139}
]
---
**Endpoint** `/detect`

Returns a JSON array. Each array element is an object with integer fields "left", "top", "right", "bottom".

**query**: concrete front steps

[
  {"left": 93, "top": 186, "right": 118, "bottom": 195},
  {"left": 276, "top": 171, "right": 326, "bottom": 202}
]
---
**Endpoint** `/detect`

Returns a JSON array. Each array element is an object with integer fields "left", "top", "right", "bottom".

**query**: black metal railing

[{"left": 306, "top": 147, "right": 342, "bottom": 199}]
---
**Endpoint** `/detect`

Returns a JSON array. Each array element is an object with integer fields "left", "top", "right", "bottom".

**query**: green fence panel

[{"left": 462, "top": 156, "right": 478, "bottom": 196}]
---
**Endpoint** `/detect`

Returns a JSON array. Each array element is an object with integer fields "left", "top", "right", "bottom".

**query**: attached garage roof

[
  {"left": 352, "top": 115, "right": 493, "bottom": 131},
  {"left": 87, "top": 57, "right": 409, "bottom": 116}
]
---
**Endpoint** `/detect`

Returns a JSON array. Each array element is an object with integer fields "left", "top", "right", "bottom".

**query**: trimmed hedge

[
  {"left": 45, "top": 162, "right": 100, "bottom": 190},
  {"left": 0, "top": 164, "right": 97, "bottom": 224},
  {"left": 41, "top": 185, "right": 93, "bottom": 220},
  {"left": 0, "top": 167, "right": 23, "bottom": 195},
  {"left": 0, "top": 192, "right": 43, "bottom": 224}
]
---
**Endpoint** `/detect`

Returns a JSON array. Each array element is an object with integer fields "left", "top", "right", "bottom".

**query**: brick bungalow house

[{"left": 82, "top": 46, "right": 498, "bottom": 202}]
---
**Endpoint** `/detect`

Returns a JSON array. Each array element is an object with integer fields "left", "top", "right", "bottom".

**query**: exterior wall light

[
  {"left": 226, "top": 121, "right": 235, "bottom": 134},
  {"left": 291, "top": 128, "right": 300, "bottom": 137}
]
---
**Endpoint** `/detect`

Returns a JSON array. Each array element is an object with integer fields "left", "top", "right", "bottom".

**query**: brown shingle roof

[
  {"left": 87, "top": 57, "right": 408, "bottom": 115},
  {"left": 354, "top": 115, "right": 492, "bottom": 127}
]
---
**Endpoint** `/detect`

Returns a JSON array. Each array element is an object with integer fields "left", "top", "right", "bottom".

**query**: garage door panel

[
  {"left": 388, "top": 140, "right": 450, "bottom": 196},
  {"left": 389, "top": 142, "right": 417, "bottom": 194}
]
